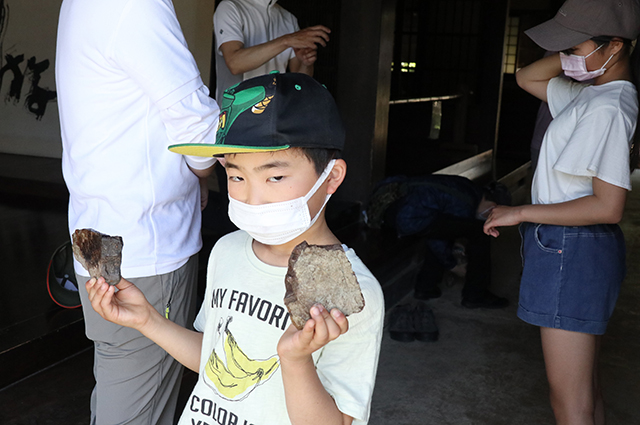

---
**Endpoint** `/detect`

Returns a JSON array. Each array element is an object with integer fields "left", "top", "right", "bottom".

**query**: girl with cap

[{"left": 483, "top": 0, "right": 640, "bottom": 424}]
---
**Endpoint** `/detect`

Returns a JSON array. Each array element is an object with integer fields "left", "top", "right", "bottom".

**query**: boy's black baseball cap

[{"left": 169, "top": 72, "right": 345, "bottom": 157}]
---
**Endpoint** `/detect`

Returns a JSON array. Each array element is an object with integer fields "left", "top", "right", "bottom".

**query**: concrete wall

[
  {"left": 0, "top": 0, "right": 63, "bottom": 158},
  {"left": 0, "top": 0, "right": 215, "bottom": 159},
  {"left": 173, "top": 0, "right": 216, "bottom": 84}
]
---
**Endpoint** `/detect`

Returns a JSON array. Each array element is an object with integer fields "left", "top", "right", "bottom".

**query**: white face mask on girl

[
  {"left": 228, "top": 159, "right": 336, "bottom": 245},
  {"left": 559, "top": 43, "right": 614, "bottom": 81}
]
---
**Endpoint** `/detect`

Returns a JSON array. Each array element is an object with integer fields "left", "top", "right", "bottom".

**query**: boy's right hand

[
  {"left": 86, "top": 277, "right": 155, "bottom": 331},
  {"left": 277, "top": 304, "right": 349, "bottom": 364}
]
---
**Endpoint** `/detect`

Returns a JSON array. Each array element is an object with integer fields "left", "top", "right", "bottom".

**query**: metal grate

[
  {"left": 391, "top": 0, "right": 482, "bottom": 100},
  {"left": 503, "top": 16, "right": 520, "bottom": 74}
]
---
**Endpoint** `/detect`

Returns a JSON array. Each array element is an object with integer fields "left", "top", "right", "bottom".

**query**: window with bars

[
  {"left": 503, "top": 16, "right": 519, "bottom": 74},
  {"left": 391, "top": 0, "right": 482, "bottom": 100}
]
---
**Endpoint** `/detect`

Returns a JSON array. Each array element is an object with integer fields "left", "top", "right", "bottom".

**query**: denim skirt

[{"left": 518, "top": 223, "right": 626, "bottom": 335}]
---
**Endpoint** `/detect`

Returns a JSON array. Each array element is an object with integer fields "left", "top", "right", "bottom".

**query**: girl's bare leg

[
  {"left": 593, "top": 335, "right": 605, "bottom": 425},
  {"left": 540, "top": 327, "right": 598, "bottom": 425}
]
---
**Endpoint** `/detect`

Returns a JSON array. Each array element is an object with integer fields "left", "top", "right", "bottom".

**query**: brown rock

[
  {"left": 284, "top": 241, "right": 364, "bottom": 330},
  {"left": 72, "top": 228, "right": 123, "bottom": 286}
]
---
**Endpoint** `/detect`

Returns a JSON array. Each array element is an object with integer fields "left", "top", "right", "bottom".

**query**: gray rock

[
  {"left": 284, "top": 241, "right": 364, "bottom": 330},
  {"left": 72, "top": 228, "right": 123, "bottom": 286}
]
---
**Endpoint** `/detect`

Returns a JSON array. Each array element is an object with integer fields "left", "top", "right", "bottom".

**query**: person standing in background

[
  {"left": 56, "top": 0, "right": 220, "bottom": 423},
  {"left": 213, "top": 0, "right": 330, "bottom": 101},
  {"left": 485, "top": 1, "right": 640, "bottom": 423}
]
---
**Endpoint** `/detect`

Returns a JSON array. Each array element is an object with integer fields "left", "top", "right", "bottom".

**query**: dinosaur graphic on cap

[{"left": 216, "top": 77, "right": 277, "bottom": 145}]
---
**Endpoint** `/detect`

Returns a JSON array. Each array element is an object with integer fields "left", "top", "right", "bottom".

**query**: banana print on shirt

[{"left": 204, "top": 317, "right": 280, "bottom": 401}]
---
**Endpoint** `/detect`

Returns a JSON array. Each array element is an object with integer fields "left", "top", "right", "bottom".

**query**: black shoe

[
  {"left": 413, "top": 302, "right": 439, "bottom": 342},
  {"left": 389, "top": 304, "right": 415, "bottom": 342},
  {"left": 461, "top": 292, "right": 509, "bottom": 309},
  {"left": 414, "top": 287, "right": 442, "bottom": 300}
]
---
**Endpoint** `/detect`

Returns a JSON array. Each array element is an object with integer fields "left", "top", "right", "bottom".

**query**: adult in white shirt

[
  {"left": 213, "top": 0, "right": 330, "bottom": 101},
  {"left": 483, "top": 0, "right": 640, "bottom": 424},
  {"left": 56, "top": 0, "right": 219, "bottom": 424}
]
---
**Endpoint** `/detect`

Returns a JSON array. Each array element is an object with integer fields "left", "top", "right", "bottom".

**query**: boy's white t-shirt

[
  {"left": 179, "top": 231, "right": 385, "bottom": 425},
  {"left": 213, "top": 0, "right": 299, "bottom": 101},
  {"left": 532, "top": 77, "right": 638, "bottom": 205},
  {"left": 57, "top": 0, "right": 218, "bottom": 277}
]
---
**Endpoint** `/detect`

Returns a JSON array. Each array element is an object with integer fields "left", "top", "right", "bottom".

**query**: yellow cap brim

[{"left": 168, "top": 143, "right": 290, "bottom": 157}]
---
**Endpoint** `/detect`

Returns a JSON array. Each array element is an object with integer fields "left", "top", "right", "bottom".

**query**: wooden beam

[{"left": 434, "top": 149, "right": 493, "bottom": 181}]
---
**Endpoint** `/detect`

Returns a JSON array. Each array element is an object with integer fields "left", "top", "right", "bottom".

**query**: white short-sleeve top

[
  {"left": 213, "top": 0, "right": 299, "bottom": 101},
  {"left": 180, "top": 231, "right": 384, "bottom": 425},
  {"left": 532, "top": 77, "right": 638, "bottom": 205},
  {"left": 57, "top": 0, "right": 218, "bottom": 278}
]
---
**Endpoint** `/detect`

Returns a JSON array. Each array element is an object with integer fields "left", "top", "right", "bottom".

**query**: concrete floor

[
  {"left": 369, "top": 175, "right": 640, "bottom": 425},
  {"left": 1, "top": 175, "right": 640, "bottom": 424}
]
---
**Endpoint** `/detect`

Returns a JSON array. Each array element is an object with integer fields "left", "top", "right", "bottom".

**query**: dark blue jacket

[{"left": 377, "top": 174, "right": 483, "bottom": 238}]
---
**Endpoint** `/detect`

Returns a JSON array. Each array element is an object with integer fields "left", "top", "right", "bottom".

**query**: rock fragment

[
  {"left": 72, "top": 228, "right": 123, "bottom": 286},
  {"left": 284, "top": 241, "right": 364, "bottom": 330}
]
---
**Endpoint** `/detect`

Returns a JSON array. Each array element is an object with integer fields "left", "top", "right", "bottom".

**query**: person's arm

[
  {"left": 86, "top": 277, "right": 203, "bottom": 372},
  {"left": 219, "top": 26, "right": 330, "bottom": 75},
  {"left": 111, "top": 2, "right": 219, "bottom": 176},
  {"left": 196, "top": 174, "right": 210, "bottom": 211},
  {"left": 161, "top": 87, "right": 219, "bottom": 177},
  {"left": 188, "top": 164, "right": 215, "bottom": 179},
  {"left": 483, "top": 177, "right": 627, "bottom": 237},
  {"left": 277, "top": 304, "right": 353, "bottom": 425},
  {"left": 288, "top": 50, "right": 315, "bottom": 76},
  {"left": 515, "top": 53, "right": 563, "bottom": 102}
]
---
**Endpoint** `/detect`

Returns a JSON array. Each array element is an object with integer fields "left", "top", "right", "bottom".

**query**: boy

[{"left": 86, "top": 72, "right": 385, "bottom": 425}]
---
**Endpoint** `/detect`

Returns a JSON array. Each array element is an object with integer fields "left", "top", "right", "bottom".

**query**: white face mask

[
  {"left": 559, "top": 44, "right": 614, "bottom": 81},
  {"left": 228, "top": 159, "right": 336, "bottom": 245}
]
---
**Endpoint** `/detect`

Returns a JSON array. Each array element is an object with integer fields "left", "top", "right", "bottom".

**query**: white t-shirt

[
  {"left": 213, "top": 0, "right": 299, "bottom": 101},
  {"left": 57, "top": 0, "right": 219, "bottom": 278},
  {"left": 532, "top": 77, "right": 638, "bottom": 205},
  {"left": 179, "top": 231, "right": 385, "bottom": 425}
]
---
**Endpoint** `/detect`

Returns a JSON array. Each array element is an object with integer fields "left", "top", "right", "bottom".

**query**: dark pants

[{"left": 413, "top": 216, "right": 491, "bottom": 301}]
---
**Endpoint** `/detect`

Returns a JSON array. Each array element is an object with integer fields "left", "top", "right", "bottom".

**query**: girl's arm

[
  {"left": 515, "top": 53, "right": 563, "bottom": 102},
  {"left": 484, "top": 177, "right": 627, "bottom": 237}
]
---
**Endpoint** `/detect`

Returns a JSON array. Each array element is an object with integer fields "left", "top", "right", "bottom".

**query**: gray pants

[{"left": 77, "top": 255, "right": 198, "bottom": 425}]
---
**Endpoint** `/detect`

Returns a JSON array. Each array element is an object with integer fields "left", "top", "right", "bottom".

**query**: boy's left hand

[{"left": 277, "top": 304, "right": 349, "bottom": 363}]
